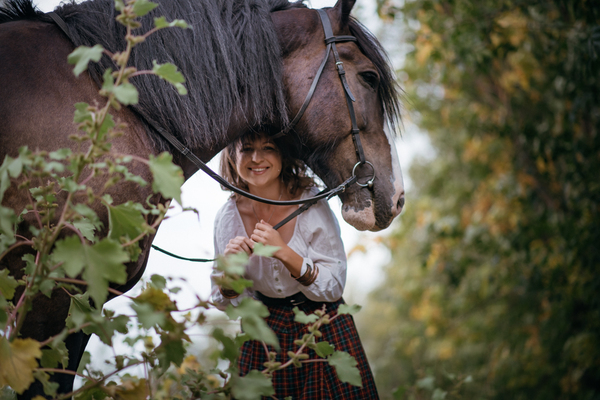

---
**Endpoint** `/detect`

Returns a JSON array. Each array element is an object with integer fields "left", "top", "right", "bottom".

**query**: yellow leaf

[{"left": 0, "top": 337, "right": 42, "bottom": 394}]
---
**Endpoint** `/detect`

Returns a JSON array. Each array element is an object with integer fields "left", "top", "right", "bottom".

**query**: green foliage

[
  {"left": 365, "top": 0, "right": 600, "bottom": 399},
  {"left": 148, "top": 153, "right": 183, "bottom": 203}
]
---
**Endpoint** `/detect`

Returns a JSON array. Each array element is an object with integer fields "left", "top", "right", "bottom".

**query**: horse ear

[{"left": 333, "top": 0, "right": 356, "bottom": 26}]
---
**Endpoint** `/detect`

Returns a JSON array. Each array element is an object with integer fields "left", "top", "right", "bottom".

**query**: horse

[{"left": 0, "top": 0, "right": 404, "bottom": 397}]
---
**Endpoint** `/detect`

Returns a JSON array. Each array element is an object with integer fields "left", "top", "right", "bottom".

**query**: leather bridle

[{"left": 46, "top": 8, "right": 376, "bottom": 229}]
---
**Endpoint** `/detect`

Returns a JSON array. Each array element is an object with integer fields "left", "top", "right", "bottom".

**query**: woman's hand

[
  {"left": 251, "top": 220, "right": 304, "bottom": 278},
  {"left": 251, "top": 220, "right": 286, "bottom": 250},
  {"left": 224, "top": 236, "right": 254, "bottom": 256}
]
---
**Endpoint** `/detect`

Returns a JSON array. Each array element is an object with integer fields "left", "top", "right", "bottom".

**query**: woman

[{"left": 211, "top": 131, "right": 379, "bottom": 399}]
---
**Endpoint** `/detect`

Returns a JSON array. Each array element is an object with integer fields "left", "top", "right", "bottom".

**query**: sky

[{"left": 31, "top": 0, "right": 434, "bottom": 376}]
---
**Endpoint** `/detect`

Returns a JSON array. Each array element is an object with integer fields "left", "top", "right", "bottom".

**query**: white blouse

[{"left": 210, "top": 187, "right": 347, "bottom": 310}]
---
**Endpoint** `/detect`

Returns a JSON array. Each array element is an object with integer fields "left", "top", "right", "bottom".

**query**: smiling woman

[{"left": 210, "top": 131, "right": 380, "bottom": 398}]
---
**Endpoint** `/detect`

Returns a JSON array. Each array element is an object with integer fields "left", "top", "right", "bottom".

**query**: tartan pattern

[{"left": 238, "top": 298, "right": 379, "bottom": 400}]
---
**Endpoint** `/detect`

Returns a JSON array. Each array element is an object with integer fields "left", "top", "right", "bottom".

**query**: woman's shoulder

[{"left": 214, "top": 197, "right": 242, "bottom": 230}]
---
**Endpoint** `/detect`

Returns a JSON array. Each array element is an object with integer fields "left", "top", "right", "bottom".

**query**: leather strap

[{"left": 47, "top": 12, "right": 71, "bottom": 38}]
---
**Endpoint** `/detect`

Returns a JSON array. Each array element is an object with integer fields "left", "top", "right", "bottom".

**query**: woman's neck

[{"left": 247, "top": 181, "right": 285, "bottom": 201}]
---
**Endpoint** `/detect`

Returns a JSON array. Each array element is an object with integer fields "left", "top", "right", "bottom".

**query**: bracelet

[
  {"left": 295, "top": 262, "right": 319, "bottom": 286},
  {"left": 219, "top": 286, "right": 241, "bottom": 299}
]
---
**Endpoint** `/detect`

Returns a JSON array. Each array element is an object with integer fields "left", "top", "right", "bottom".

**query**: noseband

[{"left": 46, "top": 8, "right": 375, "bottom": 226}]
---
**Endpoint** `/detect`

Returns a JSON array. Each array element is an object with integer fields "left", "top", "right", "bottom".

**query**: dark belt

[{"left": 254, "top": 291, "right": 310, "bottom": 307}]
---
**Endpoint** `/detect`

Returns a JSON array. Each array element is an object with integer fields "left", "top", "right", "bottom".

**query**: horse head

[{"left": 272, "top": 0, "right": 404, "bottom": 231}]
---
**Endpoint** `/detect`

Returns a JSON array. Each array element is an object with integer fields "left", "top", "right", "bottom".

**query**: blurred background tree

[{"left": 359, "top": 0, "right": 600, "bottom": 399}]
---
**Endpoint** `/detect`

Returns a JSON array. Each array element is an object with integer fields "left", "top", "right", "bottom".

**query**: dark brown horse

[{"left": 0, "top": 0, "right": 403, "bottom": 397}]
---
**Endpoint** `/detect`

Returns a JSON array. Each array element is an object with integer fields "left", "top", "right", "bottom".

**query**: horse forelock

[{"left": 348, "top": 17, "right": 402, "bottom": 136}]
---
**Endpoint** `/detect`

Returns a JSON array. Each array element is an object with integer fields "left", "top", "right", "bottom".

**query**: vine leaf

[
  {"left": 293, "top": 307, "right": 318, "bottom": 324},
  {"left": 0, "top": 268, "right": 18, "bottom": 300},
  {"left": 152, "top": 61, "right": 188, "bottom": 95},
  {"left": 132, "top": 0, "right": 158, "bottom": 17},
  {"left": 153, "top": 16, "right": 188, "bottom": 29},
  {"left": 226, "top": 298, "right": 279, "bottom": 349},
  {"left": 68, "top": 45, "right": 104, "bottom": 76},
  {"left": 314, "top": 341, "right": 335, "bottom": 358},
  {"left": 53, "top": 237, "right": 128, "bottom": 305},
  {"left": 148, "top": 152, "right": 183, "bottom": 203},
  {"left": 337, "top": 304, "right": 362, "bottom": 315},
  {"left": 107, "top": 202, "right": 146, "bottom": 242},
  {"left": 231, "top": 370, "right": 275, "bottom": 400},
  {"left": 0, "top": 337, "right": 41, "bottom": 394},
  {"left": 328, "top": 351, "right": 362, "bottom": 387}
]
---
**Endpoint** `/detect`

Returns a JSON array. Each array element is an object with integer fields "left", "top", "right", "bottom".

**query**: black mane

[
  {"left": 1, "top": 0, "right": 401, "bottom": 152},
  {"left": 1, "top": 0, "right": 304, "bottom": 152}
]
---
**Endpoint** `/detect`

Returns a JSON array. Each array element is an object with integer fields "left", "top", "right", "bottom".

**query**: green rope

[{"left": 151, "top": 244, "right": 214, "bottom": 263}]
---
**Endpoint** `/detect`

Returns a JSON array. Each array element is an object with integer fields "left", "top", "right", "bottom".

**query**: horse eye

[{"left": 360, "top": 71, "right": 379, "bottom": 90}]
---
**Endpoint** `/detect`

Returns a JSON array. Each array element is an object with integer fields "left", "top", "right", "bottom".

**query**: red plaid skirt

[{"left": 238, "top": 297, "right": 379, "bottom": 399}]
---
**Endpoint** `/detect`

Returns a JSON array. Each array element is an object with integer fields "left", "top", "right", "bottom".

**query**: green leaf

[
  {"left": 293, "top": 307, "right": 319, "bottom": 324},
  {"left": 328, "top": 351, "right": 362, "bottom": 387},
  {"left": 49, "top": 148, "right": 72, "bottom": 160},
  {"left": 252, "top": 243, "right": 280, "bottom": 258},
  {"left": 337, "top": 303, "right": 362, "bottom": 315},
  {"left": 112, "top": 82, "right": 139, "bottom": 105},
  {"left": 313, "top": 341, "right": 335, "bottom": 358},
  {"left": 53, "top": 237, "right": 128, "bottom": 305},
  {"left": 152, "top": 61, "right": 184, "bottom": 84},
  {"left": 107, "top": 201, "right": 146, "bottom": 241},
  {"left": 152, "top": 61, "right": 187, "bottom": 95},
  {"left": 33, "top": 370, "right": 60, "bottom": 397},
  {"left": 432, "top": 388, "right": 448, "bottom": 400},
  {"left": 150, "top": 274, "right": 167, "bottom": 290},
  {"left": 226, "top": 298, "right": 279, "bottom": 349},
  {"left": 74, "top": 102, "right": 93, "bottom": 124},
  {"left": 72, "top": 204, "right": 102, "bottom": 230},
  {"left": 231, "top": 370, "right": 274, "bottom": 400},
  {"left": 156, "top": 332, "right": 186, "bottom": 371},
  {"left": 53, "top": 236, "right": 86, "bottom": 277},
  {"left": 153, "top": 16, "right": 188, "bottom": 29},
  {"left": 148, "top": 152, "right": 183, "bottom": 203},
  {"left": 68, "top": 45, "right": 104, "bottom": 76},
  {"left": 212, "top": 328, "right": 238, "bottom": 362},
  {"left": 81, "top": 240, "right": 129, "bottom": 306},
  {"left": 73, "top": 218, "right": 97, "bottom": 243},
  {"left": 0, "top": 269, "right": 18, "bottom": 300},
  {"left": 40, "top": 349, "right": 62, "bottom": 369},
  {"left": 0, "top": 206, "right": 17, "bottom": 238},
  {"left": 132, "top": 0, "right": 158, "bottom": 17},
  {"left": 131, "top": 302, "right": 165, "bottom": 329},
  {"left": 114, "top": 0, "right": 125, "bottom": 12}
]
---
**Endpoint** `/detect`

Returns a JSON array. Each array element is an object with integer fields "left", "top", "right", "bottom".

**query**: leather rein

[{"left": 46, "top": 8, "right": 375, "bottom": 259}]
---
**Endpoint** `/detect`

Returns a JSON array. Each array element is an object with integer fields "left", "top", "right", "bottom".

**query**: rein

[{"left": 46, "top": 8, "right": 375, "bottom": 260}]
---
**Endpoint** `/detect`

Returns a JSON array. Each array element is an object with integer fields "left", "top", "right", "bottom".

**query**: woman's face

[{"left": 235, "top": 136, "right": 282, "bottom": 191}]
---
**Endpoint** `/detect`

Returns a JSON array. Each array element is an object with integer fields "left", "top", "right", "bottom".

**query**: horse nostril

[{"left": 397, "top": 194, "right": 405, "bottom": 210}]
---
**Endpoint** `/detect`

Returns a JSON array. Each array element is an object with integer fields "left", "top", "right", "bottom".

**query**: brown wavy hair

[{"left": 219, "top": 131, "right": 314, "bottom": 199}]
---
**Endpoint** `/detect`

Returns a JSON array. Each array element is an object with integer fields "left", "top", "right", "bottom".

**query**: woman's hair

[{"left": 219, "top": 131, "right": 315, "bottom": 198}]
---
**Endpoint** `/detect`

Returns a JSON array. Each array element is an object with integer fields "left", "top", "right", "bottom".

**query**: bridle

[{"left": 46, "top": 8, "right": 376, "bottom": 229}]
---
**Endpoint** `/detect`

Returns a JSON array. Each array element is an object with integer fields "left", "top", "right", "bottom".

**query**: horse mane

[
  {"left": 1, "top": 0, "right": 307, "bottom": 153},
  {"left": 1, "top": 0, "right": 401, "bottom": 151}
]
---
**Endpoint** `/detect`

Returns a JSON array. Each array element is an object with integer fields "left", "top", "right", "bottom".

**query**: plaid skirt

[{"left": 238, "top": 297, "right": 379, "bottom": 400}]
